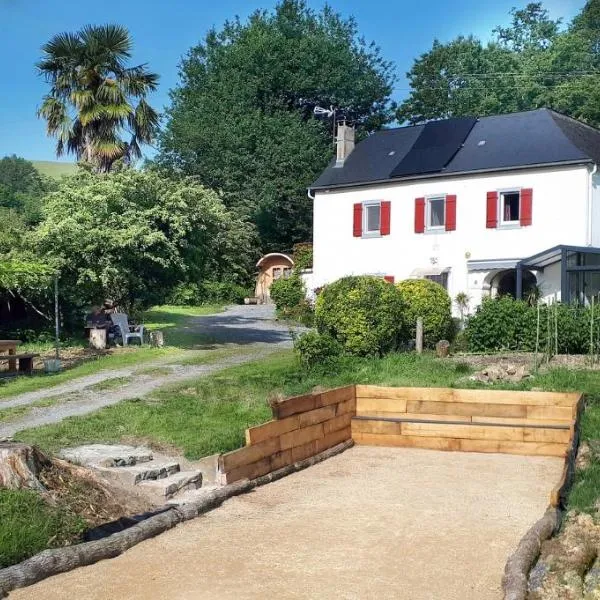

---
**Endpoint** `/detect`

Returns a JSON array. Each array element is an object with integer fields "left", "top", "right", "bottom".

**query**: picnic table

[{"left": 0, "top": 340, "right": 39, "bottom": 375}]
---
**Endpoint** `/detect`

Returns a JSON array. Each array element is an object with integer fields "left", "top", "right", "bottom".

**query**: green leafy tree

[
  {"left": 158, "top": 0, "right": 395, "bottom": 250},
  {"left": 397, "top": 2, "right": 600, "bottom": 127},
  {"left": 27, "top": 170, "right": 256, "bottom": 317},
  {"left": 37, "top": 24, "right": 159, "bottom": 172},
  {"left": 0, "top": 156, "right": 49, "bottom": 223}
]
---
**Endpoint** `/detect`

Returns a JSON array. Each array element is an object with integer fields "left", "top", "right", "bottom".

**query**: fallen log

[
  {"left": 0, "top": 440, "right": 353, "bottom": 597},
  {"left": 502, "top": 506, "right": 561, "bottom": 600}
]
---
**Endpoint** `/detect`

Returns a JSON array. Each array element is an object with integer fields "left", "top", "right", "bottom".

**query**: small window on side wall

[
  {"left": 425, "top": 272, "right": 449, "bottom": 290},
  {"left": 283, "top": 267, "right": 292, "bottom": 278},
  {"left": 273, "top": 267, "right": 282, "bottom": 280},
  {"left": 426, "top": 196, "right": 445, "bottom": 230},
  {"left": 500, "top": 191, "right": 520, "bottom": 225}
]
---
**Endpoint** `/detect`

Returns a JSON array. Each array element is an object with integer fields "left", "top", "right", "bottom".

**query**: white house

[{"left": 309, "top": 109, "right": 600, "bottom": 315}]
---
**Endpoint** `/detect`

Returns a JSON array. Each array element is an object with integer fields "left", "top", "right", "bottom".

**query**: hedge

[{"left": 465, "top": 296, "right": 597, "bottom": 353}]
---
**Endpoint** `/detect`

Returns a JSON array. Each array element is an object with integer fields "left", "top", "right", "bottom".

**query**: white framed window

[
  {"left": 363, "top": 201, "right": 381, "bottom": 235},
  {"left": 273, "top": 267, "right": 282, "bottom": 280},
  {"left": 426, "top": 196, "right": 445, "bottom": 230},
  {"left": 500, "top": 190, "right": 521, "bottom": 225}
]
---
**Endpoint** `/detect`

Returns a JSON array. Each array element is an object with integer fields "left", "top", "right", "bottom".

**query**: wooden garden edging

[
  {"left": 218, "top": 385, "right": 355, "bottom": 484},
  {"left": 0, "top": 384, "right": 584, "bottom": 597},
  {"left": 0, "top": 440, "right": 353, "bottom": 598}
]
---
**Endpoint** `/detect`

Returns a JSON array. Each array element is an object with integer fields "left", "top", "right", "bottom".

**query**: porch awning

[
  {"left": 410, "top": 266, "right": 449, "bottom": 277},
  {"left": 467, "top": 258, "right": 521, "bottom": 272}
]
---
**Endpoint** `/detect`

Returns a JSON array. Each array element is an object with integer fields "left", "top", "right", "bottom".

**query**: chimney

[{"left": 335, "top": 121, "right": 355, "bottom": 167}]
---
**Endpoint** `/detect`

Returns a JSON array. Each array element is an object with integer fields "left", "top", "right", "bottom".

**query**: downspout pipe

[{"left": 587, "top": 164, "right": 598, "bottom": 246}]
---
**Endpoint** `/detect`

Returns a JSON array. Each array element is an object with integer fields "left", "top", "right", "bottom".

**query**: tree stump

[
  {"left": 0, "top": 442, "right": 49, "bottom": 491},
  {"left": 89, "top": 328, "right": 107, "bottom": 350},
  {"left": 149, "top": 331, "right": 164, "bottom": 348},
  {"left": 436, "top": 340, "right": 450, "bottom": 358}
]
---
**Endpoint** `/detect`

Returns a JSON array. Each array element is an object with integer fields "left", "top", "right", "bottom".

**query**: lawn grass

[
  {"left": 0, "top": 347, "right": 178, "bottom": 401},
  {"left": 142, "top": 304, "right": 224, "bottom": 347},
  {"left": 16, "top": 351, "right": 471, "bottom": 459},
  {"left": 0, "top": 489, "right": 85, "bottom": 568},
  {"left": 86, "top": 376, "right": 134, "bottom": 392},
  {"left": 0, "top": 304, "right": 225, "bottom": 401}
]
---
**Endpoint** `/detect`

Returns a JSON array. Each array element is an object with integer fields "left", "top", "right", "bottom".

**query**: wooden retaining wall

[
  {"left": 352, "top": 385, "right": 581, "bottom": 459},
  {"left": 218, "top": 384, "right": 583, "bottom": 504},
  {"left": 218, "top": 386, "right": 355, "bottom": 484}
]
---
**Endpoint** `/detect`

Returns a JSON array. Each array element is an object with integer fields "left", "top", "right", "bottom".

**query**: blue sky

[{"left": 0, "top": 0, "right": 586, "bottom": 162}]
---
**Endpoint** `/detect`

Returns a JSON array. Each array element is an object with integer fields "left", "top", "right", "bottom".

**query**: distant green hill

[{"left": 30, "top": 161, "right": 78, "bottom": 179}]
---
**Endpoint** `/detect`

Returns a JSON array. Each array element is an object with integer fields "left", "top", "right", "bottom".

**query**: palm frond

[
  {"left": 80, "top": 24, "right": 131, "bottom": 63},
  {"left": 130, "top": 98, "right": 160, "bottom": 143},
  {"left": 118, "top": 65, "right": 159, "bottom": 96}
]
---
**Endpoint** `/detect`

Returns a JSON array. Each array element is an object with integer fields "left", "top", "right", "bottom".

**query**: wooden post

[
  {"left": 54, "top": 274, "right": 60, "bottom": 360},
  {"left": 416, "top": 317, "right": 423, "bottom": 354}
]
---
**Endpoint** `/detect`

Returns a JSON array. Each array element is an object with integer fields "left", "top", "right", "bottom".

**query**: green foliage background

[
  {"left": 158, "top": 0, "right": 395, "bottom": 251},
  {"left": 465, "top": 296, "right": 600, "bottom": 353}
]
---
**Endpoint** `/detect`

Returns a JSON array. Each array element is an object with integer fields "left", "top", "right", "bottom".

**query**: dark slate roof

[{"left": 311, "top": 109, "right": 600, "bottom": 190}]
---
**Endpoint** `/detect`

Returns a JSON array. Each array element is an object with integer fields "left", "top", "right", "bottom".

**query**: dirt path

[
  {"left": 0, "top": 305, "right": 297, "bottom": 438},
  {"left": 11, "top": 446, "right": 563, "bottom": 600}
]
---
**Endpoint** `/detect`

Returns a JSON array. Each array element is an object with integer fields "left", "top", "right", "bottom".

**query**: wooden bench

[
  {"left": 0, "top": 353, "right": 40, "bottom": 375},
  {"left": 351, "top": 385, "right": 582, "bottom": 457}
]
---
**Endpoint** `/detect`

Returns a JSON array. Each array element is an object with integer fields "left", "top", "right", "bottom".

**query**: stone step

[
  {"left": 59, "top": 444, "right": 153, "bottom": 468},
  {"left": 166, "top": 484, "right": 221, "bottom": 505},
  {"left": 96, "top": 461, "right": 181, "bottom": 486},
  {"left": 138, "top": 470, "right": 203, "bottom": 498}
]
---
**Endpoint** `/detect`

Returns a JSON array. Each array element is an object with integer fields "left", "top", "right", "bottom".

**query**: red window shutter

[
  {"left": 520, "top": 188, "right": 533, "bottom": 226},
  {"left": 486, "top": 191, "right": 498, "bottom": 228},
  {"left": 445, "top": 195, "right": 456, "bottom": 231},
  {"left": 384, "top": 275, "right": 395, "bottom": 284},
  {"left": 415, "top": 197, "right": 425, "bottom": 233},
  {"left": 380, "top": 201, "right": 391, "bottom": 235},
  {"left": 353, "top": 203, "right": 363, "bottom": 237}
]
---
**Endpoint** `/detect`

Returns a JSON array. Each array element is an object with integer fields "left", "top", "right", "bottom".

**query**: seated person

[{"left": 85, "top": 306, "right": 110, "bottom": 329}]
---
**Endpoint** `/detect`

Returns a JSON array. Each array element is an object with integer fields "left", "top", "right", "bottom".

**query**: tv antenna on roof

[{"left": 313, "top": 105, "right": 338, "bottom": 147}]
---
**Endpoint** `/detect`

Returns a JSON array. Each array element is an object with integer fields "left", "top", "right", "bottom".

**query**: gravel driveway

[
  {"left": 11, "top": 446, "right": 563, "bottom": 600},
  {"left": 0, "top": 305, "right": 298, "bottom": 437}
]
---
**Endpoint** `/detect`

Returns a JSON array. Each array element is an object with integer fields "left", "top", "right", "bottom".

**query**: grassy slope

[
  {"left": 16, "top": 352, "right": 470, "bottom": 458},
  {"left": 0, "top": 489, "right": 85, "bottom": 568},
  {"left": 15, "top": 351, "right": 600, "bottom": 511},
  {"left": 30, "top": 160, "right": 78, "bottom": 179}
]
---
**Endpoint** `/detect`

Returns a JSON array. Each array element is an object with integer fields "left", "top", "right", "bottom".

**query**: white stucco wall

[
  {"left": 312, "top": 165, "right": 590, "bottom": 312},
  {"left": 591, "top": 170, "right": 600, "bottom": 246}
]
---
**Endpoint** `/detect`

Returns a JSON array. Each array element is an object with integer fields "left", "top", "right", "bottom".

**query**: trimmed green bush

[
  {"left": 396, "top": 279, "right": 453, "bottom": 347},
  {"left": 315, "top": 276, "right": 406, "bottom": 356},
  {"left": 270, "top": 275, "right": 305, "bottom": 311},
  {"left": 465, "top": 296, "right": 596, "bottom": 353},
  {"left": 294, "top": 331, "right": 342, "bottom": 369}
]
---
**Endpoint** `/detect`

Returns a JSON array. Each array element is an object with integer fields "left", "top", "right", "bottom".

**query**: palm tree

[
  {"left": 454, "top": 292, "right": 470, "bottom": 327},
  {"left": 37, "top": 24, "right": 159, "bottom": 172}
]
